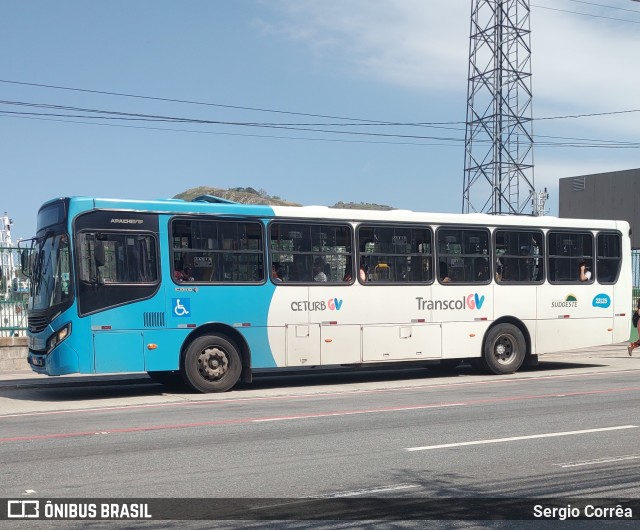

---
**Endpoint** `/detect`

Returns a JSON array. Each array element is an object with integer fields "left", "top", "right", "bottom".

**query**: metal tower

[{"left": 463, "top": 0, "right": 535, "bottom": 214}]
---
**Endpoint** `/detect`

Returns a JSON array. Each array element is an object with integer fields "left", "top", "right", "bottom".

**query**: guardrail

[
  {"left": 0, "top": 246, "right": 28, "bottom": 336},
  {"left": 0, "top": 299, "right": 27, "bottom": 337}
]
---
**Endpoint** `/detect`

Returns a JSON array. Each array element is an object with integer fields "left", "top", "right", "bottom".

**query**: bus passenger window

[
  {"left": 494, "top": 230, "right": 544, "bottom": 283},
  {"left": 357, "top": 225, "right": 433, "bottom": 284},
  {"left": 269, "top": 222, "right": 352, "bottom": 284},
  {"left": 170, "top": 218, "right": 264, "bottom": 283},
  {"left": 597, "top": 232, "right": 621, "bottom": 284},
  {"left": 437, "top": 227, "right": 489, "bottom": 283},
  {"left": 548, "top": 231, "right": 593, "bottom": 284}
]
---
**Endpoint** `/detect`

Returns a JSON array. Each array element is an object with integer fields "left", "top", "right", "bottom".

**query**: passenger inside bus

[
  {"left": 475, "top": 257, "right": 489, "bottom": 281},
  {"left": 439, "top": 261, "right": 450, "bottom": 283},
  {"left": 342, "top": 262, "right": 354, "bottom": 282},
  {"left": 579, "top": 260, "right": 591, "bottom": 282},
  {"left": 271, "top": 263, "right": 284, "bottom": 282},
  {"left": 313, "top": 258, "right": 328, "bottom": 282},
  {"left": 174, "top": 262, "right": 194, "bottom": 282}
]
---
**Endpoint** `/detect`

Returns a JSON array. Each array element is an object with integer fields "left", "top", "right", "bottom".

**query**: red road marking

[
  {"left": 1, "top": 368, "right": 638, "bottom": 420},
  {"left": 1, "top": 386, "right": 639, "bottom": 443}
]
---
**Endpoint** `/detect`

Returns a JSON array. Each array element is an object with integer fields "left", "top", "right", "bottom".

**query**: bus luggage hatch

[{"left": 93, "top": 331, "right": 145, "bottom": 373}]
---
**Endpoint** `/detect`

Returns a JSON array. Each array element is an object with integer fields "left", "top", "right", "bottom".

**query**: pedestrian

[{"left": 628, "top": 298, "right": 640, "bottom": 356}]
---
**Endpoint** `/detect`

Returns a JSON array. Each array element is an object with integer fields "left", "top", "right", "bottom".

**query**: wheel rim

[
  {"left": 197, "top": 346, "right": 230, "bottom": 381},
  {"left": 492, "top": 334, "right": 517, "bottom": 365}
]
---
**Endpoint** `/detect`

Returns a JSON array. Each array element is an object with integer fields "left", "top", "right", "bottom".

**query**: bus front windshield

[{"left": 30, "top": 233, "right": 72, "bottom": 312}]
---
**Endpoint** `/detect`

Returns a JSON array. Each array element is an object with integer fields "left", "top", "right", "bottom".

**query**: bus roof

[{"left": 56, "top": 196, "right": 628, "bottom": 232}]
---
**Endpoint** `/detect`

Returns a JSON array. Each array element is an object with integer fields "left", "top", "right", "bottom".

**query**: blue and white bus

[{"left": 22, "top": 195, "right": 631, "bottom": 392}]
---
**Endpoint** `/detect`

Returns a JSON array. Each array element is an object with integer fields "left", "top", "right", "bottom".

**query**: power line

[
  {"left": 2, "top": 83, "right": 640, "bottom": 150},
  {"left": 532, "top": 2, "right": 640, "bottom": 23},
  {"left": 3, "top": 95, "right": 640, "bottom": 128},
  {"left": 0, "top": 114, "right": 462, "bottom": 148},
  {"left": 566, "top": 0, "right": 640, "bottom": 14},
  {"left": 0, "top": 101, "right": 465, "bottom": 141},
  {"left": 0, "top": 78, "right": 435, "bottom": 127},
  {"left": 3, "top": 108, "right": 640, "bottom": 149}
]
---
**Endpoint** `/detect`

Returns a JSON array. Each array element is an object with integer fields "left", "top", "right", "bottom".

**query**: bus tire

[
  {"left": 182, "top": 334, "right": 242, "bottom": 393},
  {"left": 481, "top": 324, "right": 526, "bottom": 375}
]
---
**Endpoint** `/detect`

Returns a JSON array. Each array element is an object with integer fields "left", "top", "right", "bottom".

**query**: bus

[{"left": 21, "top": 195, "right": 631, "bottom": 392}]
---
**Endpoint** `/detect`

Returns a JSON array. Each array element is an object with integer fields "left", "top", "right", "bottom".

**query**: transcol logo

[{"left": 416, "top": 293, "right": 486, "bottom": 311}]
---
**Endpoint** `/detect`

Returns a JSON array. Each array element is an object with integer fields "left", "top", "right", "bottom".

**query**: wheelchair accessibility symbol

[{"left": 172, "top": 298, "right": 191, "bottom": 317}]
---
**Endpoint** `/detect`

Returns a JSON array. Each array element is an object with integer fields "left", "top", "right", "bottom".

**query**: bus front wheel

[
  {"left": 183, "top": 335, "right": 242, "bottom": 393},
  {"left": 481, "top": 324, "right": 526, "bottom": 375}
]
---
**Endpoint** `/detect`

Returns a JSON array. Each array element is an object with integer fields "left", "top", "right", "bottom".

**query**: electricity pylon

[{"left": 463, "top": 0, "right": 535, "bottom": 215}]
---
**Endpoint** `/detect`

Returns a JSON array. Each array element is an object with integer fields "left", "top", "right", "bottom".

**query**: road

[{"left": 1, "top": 347, "right": 639, "bottom": 528}]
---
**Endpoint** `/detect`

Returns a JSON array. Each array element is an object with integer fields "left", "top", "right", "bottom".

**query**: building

[
  {"left": 560, "top": 169, "right": 640, "bottom": 291},
  {"left": 559, "top": 168, "right": 640, "bottom": 249}
]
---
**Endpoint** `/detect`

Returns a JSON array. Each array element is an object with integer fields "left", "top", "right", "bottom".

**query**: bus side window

[
  {"left": 494, "top": 229, "right": 544, "bottom": 283},
  {"left": 597, "top": 232, "right": 621, "bottom": 284},
  {"left": 548, "top": 230, "right": 593, "bottom": 284}
]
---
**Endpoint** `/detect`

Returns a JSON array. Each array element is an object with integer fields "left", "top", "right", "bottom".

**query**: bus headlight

[{"left": 47, "top": 323, "right": 72, "bottom": 353}]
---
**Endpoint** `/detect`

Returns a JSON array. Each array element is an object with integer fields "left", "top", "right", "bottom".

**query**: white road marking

[
  {"left": 249, "top": 484, "right": 421, "bottom": 511},
  {"left": 320, "top": 484, "right": 420, "bottom": 497},
  {"left": 252, "top": 403, "right": 465, "bottom": 422},
  {"left": 406, "top": 425, "right": 639, "bottom": 451},
  {"left": 556, "top": 454, "right": 640, "bottom": 468}
]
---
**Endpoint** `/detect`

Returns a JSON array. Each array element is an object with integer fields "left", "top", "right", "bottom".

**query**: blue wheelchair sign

[{"left": 172, "top": 298, "right": 191, "bottom": 317}]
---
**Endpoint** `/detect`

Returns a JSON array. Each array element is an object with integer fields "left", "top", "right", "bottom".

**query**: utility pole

[{"left": 463, "top": 0, "right": 535, "bottom": 215}]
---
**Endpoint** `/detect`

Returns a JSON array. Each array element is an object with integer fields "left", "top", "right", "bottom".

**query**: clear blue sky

[{"left": 2, "top": 0, "right": 639, "bottom": 239}]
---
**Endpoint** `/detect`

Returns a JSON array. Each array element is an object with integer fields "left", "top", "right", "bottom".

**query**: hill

[
  {"left": 173, "top": 186, "right": 301, "bottom": 206},
  {"left": 331, "top": 201, "right": 394, "bottom": 211},
  {"left": 174, "top": 187, "right": 395, "bottom": 211}
]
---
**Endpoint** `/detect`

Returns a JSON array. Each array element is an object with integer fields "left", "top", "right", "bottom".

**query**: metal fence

[
  {"left": 633, "top": 250, "right": 640, "bottom": 309},
  {"left": 0, "top": 246, "right": 28, "bottom": 336}
]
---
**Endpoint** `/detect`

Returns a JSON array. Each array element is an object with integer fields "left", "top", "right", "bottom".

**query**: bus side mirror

[
  {"left": 94, "top": 241, "right": 105, "bottom": 267},
  {"left": 20, "top": 249, "right": 32, "bottom": 278}
]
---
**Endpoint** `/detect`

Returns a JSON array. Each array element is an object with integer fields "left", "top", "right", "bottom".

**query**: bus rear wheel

[
  {"left": 481, "top": 324, "right": 525, "bottom": 375},
  {"left": 182, "top": 335, "right": 242, "bottom": 393}
]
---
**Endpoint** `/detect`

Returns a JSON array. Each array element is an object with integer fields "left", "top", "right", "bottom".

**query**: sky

[{"left": 1, "top": 0, "right": 640, "bottom": 240}]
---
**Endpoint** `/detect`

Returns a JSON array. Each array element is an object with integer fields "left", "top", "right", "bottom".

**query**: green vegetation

[
  {"left": 175, "top": 187, "right": 396, "bottom": 211},
  {"left": 174, "top": 187, "right": 301, "bottom": 206},
  {"left": 331, "top": 201, "right": 394, "bottom": 211}
]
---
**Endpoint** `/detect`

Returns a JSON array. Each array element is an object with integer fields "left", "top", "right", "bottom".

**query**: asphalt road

[{"left": 1, "top": 348, "right": 639, "bottom": 528}]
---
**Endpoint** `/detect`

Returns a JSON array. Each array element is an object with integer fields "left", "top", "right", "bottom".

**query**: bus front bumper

[{"left": 28, "top": 342, "right": 80, "bottom": 376}]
